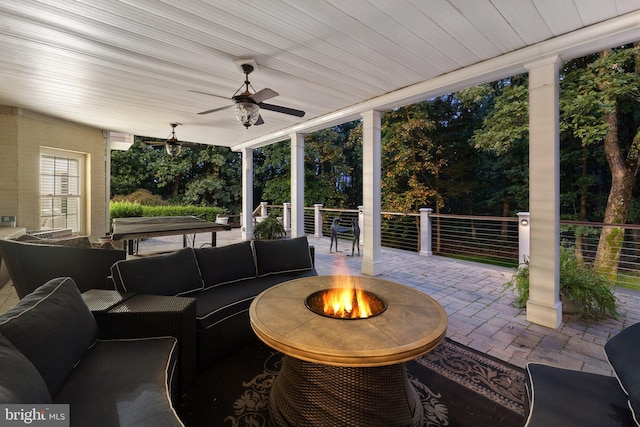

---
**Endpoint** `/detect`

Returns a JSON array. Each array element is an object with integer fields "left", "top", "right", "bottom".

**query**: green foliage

[
  {"left": 561, "top": 47, "right": 640, "bottom": 147},
  {"left": 110, "top": 201, "right": 144, "bottom": 219},
  {"left": 505, "top": 247, "right": 619, "bottom": 320},
  {"left": 111, "top": 139, "right": 242, "bottom": 211},
  {"left": 111, "top": 189, "right": 166, "bottom": 206},
  {"left": 469, "top": 78, "right": 529, "bottom": 154},
  {"left": 381, "top": 102, "right": 444, "bottom": 212},
  {"left": 253, "top": 215, "right": 286, "bottom": 240},
  {"left": 252, "top": 122, "right": 362, "bottom": 208}
]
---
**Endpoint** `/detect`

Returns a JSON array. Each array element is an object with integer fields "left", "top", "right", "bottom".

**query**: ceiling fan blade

[
  {"left": 189, "top": 89, "right": 230, "bottom": 100},
  {"left": 259, "top": 102, "right": 305, "bottom": 117},
  {"left": 254, "top": 115, "right": 264, "bottom": 126},
  {"left": 181, "top": 141, "right": 208, "bottom": 150},
  {"left": 250, "top": 88, "right": 279, "bottom": 104},
  {"left": 143, "top": 140, "right": 166, "bottom": 146},
  {"left": 197, "top": 105, "right": 233, "bottom": 115}
]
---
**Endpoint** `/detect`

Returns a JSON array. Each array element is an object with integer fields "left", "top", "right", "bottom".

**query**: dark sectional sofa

[
  {"left": 0, "top": 277, "right": 183, "bottom": 427},
  {"left": 525, "top": 322, "right": 640, "bottom": 426},
  {"left": 110, "top": 236, "right": 317, "bottom": 367}
]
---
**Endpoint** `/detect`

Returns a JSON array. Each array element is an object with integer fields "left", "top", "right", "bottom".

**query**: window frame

[{"left": 39, "top": 148, "right": 86, "bottom": 233}]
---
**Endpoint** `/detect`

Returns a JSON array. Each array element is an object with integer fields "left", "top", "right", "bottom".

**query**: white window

[{"left": 39, "top": 149, "right": 85, "bottom": 232}]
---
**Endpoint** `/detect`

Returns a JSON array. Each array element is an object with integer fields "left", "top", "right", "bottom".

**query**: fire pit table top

[{"left": 249, "top": 275, "right": 448, "bottom": 367}]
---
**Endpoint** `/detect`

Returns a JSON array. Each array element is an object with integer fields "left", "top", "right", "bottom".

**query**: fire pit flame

[{"left": 305, "top": 282, "right": 387, "bottom": 319}]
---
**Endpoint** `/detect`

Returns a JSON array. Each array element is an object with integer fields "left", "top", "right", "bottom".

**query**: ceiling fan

[
  {"left": 143, "top": 123, "right": 206, "bottom": 157},
  {"left": 191, "top": 63, "right": 305, "bottom": 128}
]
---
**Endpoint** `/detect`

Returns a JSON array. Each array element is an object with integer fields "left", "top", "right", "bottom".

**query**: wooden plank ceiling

[{"left": 0, "top": 1, "right": 638, "bottom": 149}]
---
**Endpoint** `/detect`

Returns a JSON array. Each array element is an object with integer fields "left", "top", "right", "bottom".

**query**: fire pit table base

[{"left": 269, "top": 355, "right": 424, "bottom": 427}]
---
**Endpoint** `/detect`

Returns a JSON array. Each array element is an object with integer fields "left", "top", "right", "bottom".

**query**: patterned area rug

[{"left": 178, "top": 338, "right": 526, "bottom": 427}]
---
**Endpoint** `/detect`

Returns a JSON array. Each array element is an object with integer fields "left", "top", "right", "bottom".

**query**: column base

[
  {"left": 526, "top": 299, "right": 562, "bottom": 329},
  {"left": 361, "top": 259, "right": 383, "bottom": 276}
]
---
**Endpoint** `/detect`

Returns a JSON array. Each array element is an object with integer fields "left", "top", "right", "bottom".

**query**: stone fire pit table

[{"left": 249, "top": 275, "right": 448, "bottom": 427}]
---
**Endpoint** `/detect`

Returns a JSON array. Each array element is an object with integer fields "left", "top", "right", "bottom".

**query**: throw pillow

[
  {"left": 110, "top": 247, "right": 204, "bottom": 296},
  {"left": 0, "top": 277, "right": 99, "bottom": 396},
  {"left": 195, "top": 241, "right": 257, "bottom": 289},
  {"left": 253, "top": 236, "right": 313, "bottom": 277},
  {"left": 0, "top": 333, "right": 51, "bottom": 403}
]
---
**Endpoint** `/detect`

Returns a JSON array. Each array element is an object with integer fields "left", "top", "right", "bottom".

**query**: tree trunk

[
  {"left": 594, "top": 48, "right": 640, "bottom": 281},
  {"left": 594, "top": 117, "right": 640, "bottom": 281}
]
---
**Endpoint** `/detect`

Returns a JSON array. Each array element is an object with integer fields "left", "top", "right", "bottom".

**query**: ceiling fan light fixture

[
  {"left": 165, "top": 143, "right": 182, "bottom": 156},
  {"left": 234, "top": 102, "right": 260, "bottom": 128}
]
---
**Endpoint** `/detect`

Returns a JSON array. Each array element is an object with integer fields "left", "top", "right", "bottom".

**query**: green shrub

[
  {"left": 253, "top": 216, "right": 286, "bottom": 240},
  {"left": 505, "top": 247, "right": 619, "bottom": 320},
  {"left": 111, "top": 189, "right": 166, "bottom": 206},
  {"left": 110, "top": 201, "right": 144, "bottom": 219}
]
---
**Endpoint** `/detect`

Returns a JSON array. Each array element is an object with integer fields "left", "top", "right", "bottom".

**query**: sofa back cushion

[
  {"left": 253, "top": 236, "right": 313, "bottom": 277},
  {"left": 110, "top": 247, "right": 204, "bottom": 296},
  {"left": 605, "top": 322, "right": 640, "bottom": 424},
  {"left": 0, "top": 333, "right": 52, "bottom": 403},
  {"left": 195, "top": 241, "right": 257, "bottom": 289},
  {"left": 0, "top": 277, "right": 99, "bottom": 396}
]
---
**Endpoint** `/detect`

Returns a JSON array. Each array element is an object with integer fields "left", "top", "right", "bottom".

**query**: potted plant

[
  {"left": 252, "top": 215, "right": 286, "bottom": 240},
  {"left": 505, "top": 246, "right": 618, "bottom": 320}
]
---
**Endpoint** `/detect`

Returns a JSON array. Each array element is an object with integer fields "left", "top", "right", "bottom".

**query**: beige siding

[{"left": 0, "top": 107, "right": 108, "bottom": 241}]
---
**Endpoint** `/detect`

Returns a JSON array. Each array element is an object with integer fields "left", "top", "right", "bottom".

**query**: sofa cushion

[
  {"left": 111, "top": 247, "right": 204, "bottom": 296},
  {"left": 605, "top": 322, "right": 640, "bottom": 425},
  {"left": 195, "top": 268, "right": 318, "bottom": 331},
  {"left": 0, "top": 333, "right": 51, "bottom": 403},
  {"left": 195, "top": 241, "right": 257, "bottom": 289},
  {"left": 54, "top": 337, "right": 183, "bottom": 426},
  {"left": 253, "top": 236, "right": 313, "bottom": 277},
  {"left": 525, "top": 363, "right": 634, "bottom": 427},
  {"left": 0, "top": 277, "right": 99, "bottom": 396}
]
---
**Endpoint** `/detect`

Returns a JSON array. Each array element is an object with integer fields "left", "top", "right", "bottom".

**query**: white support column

[
  {"left": 419, "top": 208, "right": 433, "bottom": 256},
  {"left": 358, "top": 206, "right": 364, "bottom": 246},
  {"left": 290, "top": 133, "right": 305, "bottom": 237},
  {"left": 361, "top": 110, "right": 383, "bottom": 276},
  {"left": 314, "top": 204, "right": 323, "bottom": 237},
  {"left": 517, "top": 212, "right": 530, "bottom": 265},
  {"left": 524, "top": 56, "right": 562, "bottom": 329},
  {"left": 283, "top": 202, "right": 291, "bottom": 232},
  {"left": 241, "top": 147, "right": 254, "bottom": 241}
]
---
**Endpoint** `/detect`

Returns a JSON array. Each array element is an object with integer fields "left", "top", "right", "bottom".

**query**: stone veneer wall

[{"left": 0, "top": 106, "right": 108, "bottom": 241}]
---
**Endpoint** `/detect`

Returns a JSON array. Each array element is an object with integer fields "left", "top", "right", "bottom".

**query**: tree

[
  {"left": 381, "top": 103, "right": 445, "bottom": 213},
  {"left": 562, "top": 45, "right": 640, "bottom": 280},
  {"left": 111, "top": 138, "right": 243, "bottom": 211},
  {"left": 457, "top": 76, "right": 531, "bottom": 215}
]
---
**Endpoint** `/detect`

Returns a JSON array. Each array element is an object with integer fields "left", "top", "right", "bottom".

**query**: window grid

[{"left": 39, "top": 152, "right": 83, "bottom": 232}]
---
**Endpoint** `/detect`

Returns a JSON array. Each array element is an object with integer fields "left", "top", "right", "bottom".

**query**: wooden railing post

[
  {"left": 314, "top": 204, "right": 323, "bottom": 237},
  {"left": 283, "top": 202, "right": 291, "bottom": 232}
]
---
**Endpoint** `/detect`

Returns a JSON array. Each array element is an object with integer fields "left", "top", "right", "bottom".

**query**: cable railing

[
  {"left": 559, "top": 221, "right": 640, "bottom": 288},
  {"left": 431, "top": 214, "right": 519, "bottom": 267},
  {"left": 285, "top": 205, "right": 640, "bottom": 288}
]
